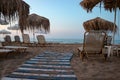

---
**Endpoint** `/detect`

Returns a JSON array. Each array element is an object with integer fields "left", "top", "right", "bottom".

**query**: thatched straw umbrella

[
  {"left": 83, "top": 17, "right": 117, "bottom": 33},
  {"left": 80, "top": 0, "right": 101, "bottom": 12},
  {"left": 25, "top": 13, "right": 50, "bottom": 33},
  {"left": 0, "top": 19, "right": 8, "bottom": 25},
  {"left": 24, "top": 13, "right": 50, "bottom": 42},
  {"left": 0, "top": 0, "right": 21, "bottom": 20},
  {"left": 0, "top": 0, "right": 30, "bottom": 33},
  {"left": 80, "top": 0, "right": 120, "bottom": 12},
  {"left": 103, "top": 0, "right": 120, "bottom": 12}
]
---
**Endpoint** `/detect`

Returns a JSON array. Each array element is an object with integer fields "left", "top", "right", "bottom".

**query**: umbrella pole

[
  {"left": 33, "top": 33, "right": 34, "bottom": 43},
  {"left": 112, "top": 7, "right": 117, "bottom": 44},
  {"left": 33, "top": 31, "right": 35, "bottom": 43},
  {"left": 17, "top": 30, "right": 18, "bottom": 35}
]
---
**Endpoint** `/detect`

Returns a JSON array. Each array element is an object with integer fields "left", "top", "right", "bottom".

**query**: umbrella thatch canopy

[
  {"left": 80, "top": 0, "right": 101, "bottom": 12},
  {"left": 0, "top": 0, "right": 21, "bottom": 20},
  {"left": 80, "top": 0, "right": 120, "bottom": 12},
  {"left": 103, "top": 0, "right": 120, "bottom": 12},
  {"left": 0, "top": 19, "right": 8, "bottom": 25},
  {"left": 25, "top": 13, "right": 50, "bottom": 33},
  {"left": 83, "top": 17, "right": 117, "bottom": 33},
  {"left": 0, "top": 29, "right": 11, "bottom": 34},
  {"left": 0, "top": 0, "right": 30, "bottom": 33}
]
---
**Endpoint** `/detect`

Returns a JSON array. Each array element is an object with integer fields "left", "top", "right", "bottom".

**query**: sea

[
  {"left": 33, "top": 38, "right": 120, "bottom": 44},
  {"left": 45, "top": 38, "right": 84, "bottom": 44},
  {"left": 0, "top": 37, "right": 120, "bottom": 44}
]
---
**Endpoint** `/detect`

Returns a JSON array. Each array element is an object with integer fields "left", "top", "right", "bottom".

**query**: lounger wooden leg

[
  {"left": 104, "top": 54, "right": 107, "bottom": 61},
  {"left": 80, "top": 51, "right": 85, "bottom": 61},
  {"left": 80, "top": 51, "right": 89, "bottom": 61},
  {"left": 77, "top": 48, "right": 80, "bottom": 56},
  {"left": 80, "top": 51, "right": 83, "bottom": 60}
]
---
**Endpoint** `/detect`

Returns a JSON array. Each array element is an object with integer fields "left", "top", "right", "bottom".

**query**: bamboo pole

[{"left": 112, "top": 1, "right": 117, "bottom": 44}]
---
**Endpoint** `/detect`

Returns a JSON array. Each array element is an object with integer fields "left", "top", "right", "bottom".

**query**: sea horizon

[
  {"left": 0, "top": 37, "right": 120, "bottom": 44},
  {"left": 30, "top": 38, "right": 120, "bottom": 44}
]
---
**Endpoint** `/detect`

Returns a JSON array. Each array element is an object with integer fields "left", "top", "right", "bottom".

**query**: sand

[{"left": 0, "top": 43, "right": 120, "bottom": 80}]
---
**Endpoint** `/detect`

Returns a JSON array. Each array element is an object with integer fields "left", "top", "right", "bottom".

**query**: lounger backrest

[
  {"left": 4, "top": 35, "right": 11, "bottom": 42},
  {"left": 14, "top": 35, "right": 21, "bottom": 42},
  {"left": 22, "top": 34, "right": 30, "bottom": 43},
  {"left": 37, "top": 35, "right": 46, "bottom": 44},
  {"left": 83, "top": 31, "right": 106, "bottom": 54}
]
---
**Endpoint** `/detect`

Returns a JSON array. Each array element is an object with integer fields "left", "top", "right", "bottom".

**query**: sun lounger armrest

[
  {"left": 78, "top": 47, "right": 83, "bottom": 52},
  {"left": 74, "top": 46, "right": 83, "bottom": 56}
]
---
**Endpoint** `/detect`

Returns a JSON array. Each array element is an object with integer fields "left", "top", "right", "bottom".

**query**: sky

[{"left": 0, "top": 0, "right": 120, "bottom": 40}]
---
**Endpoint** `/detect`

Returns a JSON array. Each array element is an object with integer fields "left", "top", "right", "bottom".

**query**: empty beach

[{"left": 0, "top": 43, "right": 120, "bottom": 80}]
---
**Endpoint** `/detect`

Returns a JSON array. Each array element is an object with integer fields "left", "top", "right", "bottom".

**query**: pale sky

[{"left": 0, "top": 0, "right": 120, "bottom": 41}]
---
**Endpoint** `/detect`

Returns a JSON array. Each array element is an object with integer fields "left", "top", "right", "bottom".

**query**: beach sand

[{"left": 0, "top": 43, "right": 120, "bottom": 80}]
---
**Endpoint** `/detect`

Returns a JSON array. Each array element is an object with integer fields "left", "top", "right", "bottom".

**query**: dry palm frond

[{"left": 83, "top": 17, "right": 117, "bottom": 33}]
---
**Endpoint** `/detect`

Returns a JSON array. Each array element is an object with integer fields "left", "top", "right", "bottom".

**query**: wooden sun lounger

[
  {"left": 78, "top": 31, "right": 107, "bottom": 60},
  {"left": 3, "top": 46, "right": 28, "bottom": 53},
  {"left": 0, "top": 49, "right": 13, "bottom": 58}
]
